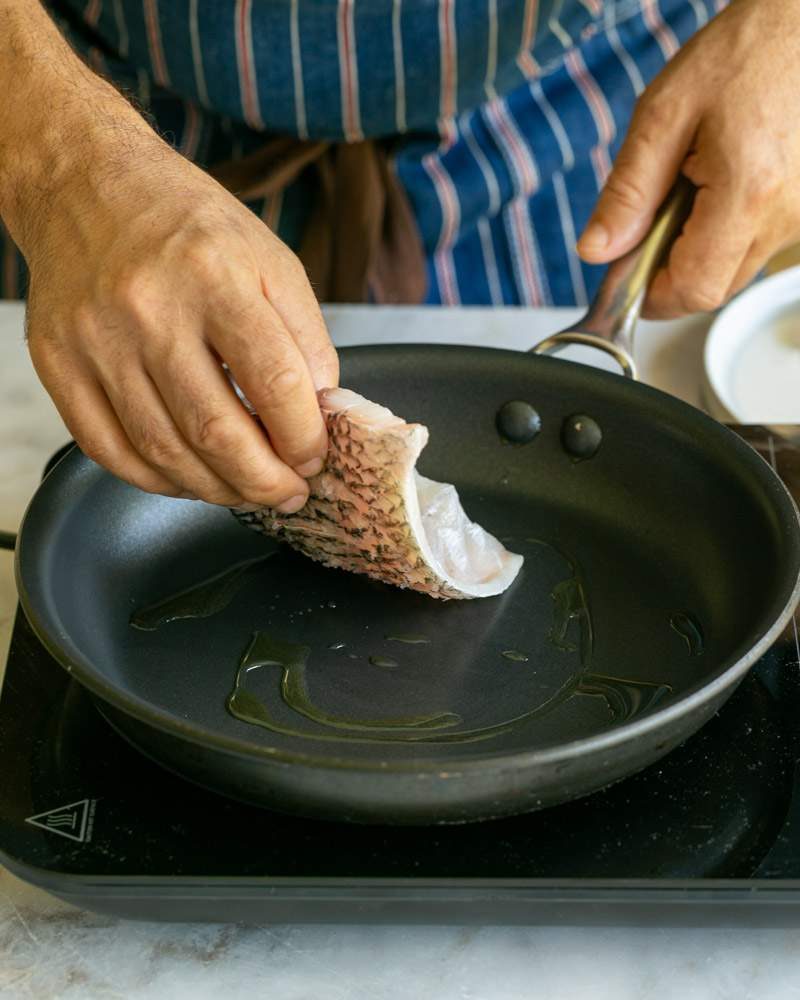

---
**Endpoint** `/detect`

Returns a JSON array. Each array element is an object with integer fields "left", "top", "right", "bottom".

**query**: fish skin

[{"left": 233, "top": 389, "right": 522, "bottom": 600}]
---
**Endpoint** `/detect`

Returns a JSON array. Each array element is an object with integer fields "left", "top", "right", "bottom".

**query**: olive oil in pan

[
  {"left": 225, "top": 632, "right": 580, "bottom": 745},
  {"left": 227, "top": 631, "right": 463, "bottom": 742},
  {"left": 670, "top": 612, "right": 705, "bottom": 656},
  {"left": 130, "top": 553, "right": 276, "bottom": 631},
  {"left": 220, "top": 539, "right": 678, "bottom": 743},
  {"left": 549, "top": 578, "right": 589, "bottom": 656},
  {"left": 524, "top": 539, "right": 593, "bottom": 667},
  {"left": 574, "top": 674, "right": 673, "bottom": 721},
  {"left": 531, "top": 538, "right": 675, "bottom": 720},
  {"left": 369, "top": 655, "right": 399, "bottom": 668}
]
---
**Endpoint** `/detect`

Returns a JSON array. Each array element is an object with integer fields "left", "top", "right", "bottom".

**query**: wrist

[
  {"left": 0, "top": 1, "right": 162, "bottom": 259},
  {"left": 1, "top": 69, "right": 159, "bottom": 252}
]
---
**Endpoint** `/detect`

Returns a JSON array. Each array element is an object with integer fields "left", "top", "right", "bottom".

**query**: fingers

[
  {"left": 98, "top": 365, "right": 252, "bottom": 507},
  {"left": 259, "top": 242, "right": 340, "bottom": 391},
  {"left": 208, "top": 296, "right": 328, "bottom": 477},
  {"left": 27, "top": 207, "right": 334, "bottom": 512},
  {"left": 578, "top": 87, "right": 699, "bottom": 263},
  {"left": 147, "top": 339, "right": 312, "bottom": 510},
  {"left": 643, "top": 184, "right": 755, "bottom": 319},
  {"left": 41, "top": 328, "right": 313, "bottom": 512},
  {"left": 29, "top": 348, "right": 186, "bottom": 497}
]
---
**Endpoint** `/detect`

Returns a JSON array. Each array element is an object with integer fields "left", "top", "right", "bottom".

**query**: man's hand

[
  {"left": 1, "top": 1, "right": 337, "bottom": 512},
  {"left": 577, "top": 0, "right": 800, "bottom": 318},
  {"left": 26, "top": 154, "right": 338, "bottom": 512}
]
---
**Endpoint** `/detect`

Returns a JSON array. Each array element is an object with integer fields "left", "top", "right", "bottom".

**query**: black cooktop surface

[{"left": 1, "top": 428, "right": 799, "bottom": 926}]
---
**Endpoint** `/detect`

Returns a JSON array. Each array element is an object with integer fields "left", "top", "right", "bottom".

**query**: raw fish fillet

[{"left": 233, "top": 389, "right": 523, "bottom": 599}]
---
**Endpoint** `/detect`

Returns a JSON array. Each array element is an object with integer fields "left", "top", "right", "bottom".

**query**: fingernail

[
  {"left": 294, "top": 457, "right": 324, "bottom": 478},
  {"left": 277, "top": 493, "right": 307, "bottom": 515},
  {"left": 235, "top": 502, "right": 262, "bottom": 513},
  {"left": 577, "top": 220, "right": 609, "bottom": 253}
]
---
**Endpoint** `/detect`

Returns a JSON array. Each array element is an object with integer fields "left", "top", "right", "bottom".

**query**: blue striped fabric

[{"left": 0, "top": 0, "right": 725, "bottom": 305}]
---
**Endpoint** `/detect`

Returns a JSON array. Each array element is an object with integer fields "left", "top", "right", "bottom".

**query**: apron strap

[{"left": 210, "top": 137, "right": 426, "bottom": 304}]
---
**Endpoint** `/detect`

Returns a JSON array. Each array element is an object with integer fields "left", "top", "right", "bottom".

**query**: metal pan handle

[{"left": 532, "top": 175, "right": 696, "bottom": 379}]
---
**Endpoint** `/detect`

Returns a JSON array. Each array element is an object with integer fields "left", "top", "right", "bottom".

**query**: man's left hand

[{"left": 577, "top": 0, "right": 800, "bottom": 317}]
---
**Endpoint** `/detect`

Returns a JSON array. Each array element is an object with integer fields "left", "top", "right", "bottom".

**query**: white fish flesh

[{"left": 233, "top": 388, "right": 523, "bottom": 599}]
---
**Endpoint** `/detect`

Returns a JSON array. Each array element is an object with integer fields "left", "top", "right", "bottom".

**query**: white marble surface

[{"left": 3, "top": 301, "right": 800, "bottom": 999}]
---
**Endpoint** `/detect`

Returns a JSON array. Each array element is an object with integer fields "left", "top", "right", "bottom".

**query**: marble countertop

[{"left": 3, "top": 301, "right": 800, "bottom": 999}]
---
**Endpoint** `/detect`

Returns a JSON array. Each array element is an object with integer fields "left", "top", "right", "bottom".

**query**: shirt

[{"left": 1, "top": 0, "right": 725, "bottom": 305}]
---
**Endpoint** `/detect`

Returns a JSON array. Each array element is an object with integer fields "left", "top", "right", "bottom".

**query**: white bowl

[{"left": 704, "top": 266, "right": 800, "bottom": 424}]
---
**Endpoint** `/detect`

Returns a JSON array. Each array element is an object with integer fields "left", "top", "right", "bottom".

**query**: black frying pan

[{"left": 11, "top": 183, "right": 800, "bottom": 825}]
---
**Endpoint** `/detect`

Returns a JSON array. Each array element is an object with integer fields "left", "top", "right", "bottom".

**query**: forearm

[{"left": 0, "top": 0, "right": 155, "bottom": 255}]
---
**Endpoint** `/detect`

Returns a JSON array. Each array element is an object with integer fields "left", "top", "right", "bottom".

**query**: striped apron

[{"left": 1, "top": 0, "right": 724, "bottom": 305}]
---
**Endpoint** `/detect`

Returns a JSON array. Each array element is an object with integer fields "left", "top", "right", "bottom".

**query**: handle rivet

[
  {"left": 561, "top": 414, "right": 602, "bottom": 460},
  {"left": 496, "top": 401, "right": 542, "bottom": 444}
]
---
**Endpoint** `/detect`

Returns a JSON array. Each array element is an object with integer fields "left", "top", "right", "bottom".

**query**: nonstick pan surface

[{"left": 15, "top": 346, "right": 800, "bottom": 823}]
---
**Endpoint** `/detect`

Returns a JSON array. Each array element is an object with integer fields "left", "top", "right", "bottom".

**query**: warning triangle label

[{"left": 25, "top": 799, "right": 95, "bottom": 843}]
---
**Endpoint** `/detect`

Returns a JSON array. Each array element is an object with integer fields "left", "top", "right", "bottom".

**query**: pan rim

[{"left": 13, "top": 347, "right": 800, "bottom": 776}]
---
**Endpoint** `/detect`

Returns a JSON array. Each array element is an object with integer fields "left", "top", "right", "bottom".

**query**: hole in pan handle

[
  {"left": 531, "top": 175, "right": 697, "bottom": 380},
  {"left": 0, "top": 530, "right": 15, "bottom": 551}
]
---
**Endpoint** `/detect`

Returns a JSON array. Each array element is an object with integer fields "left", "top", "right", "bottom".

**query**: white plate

[{"left": 704, "top": 268, "right": 800, "bottom": 423}]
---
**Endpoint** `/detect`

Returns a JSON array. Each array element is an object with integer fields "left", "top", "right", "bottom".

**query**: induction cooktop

[{"left": 1, "top": 429, "right": 799, "bottom": 926}]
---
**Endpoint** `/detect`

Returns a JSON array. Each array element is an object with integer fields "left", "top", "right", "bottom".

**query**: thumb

[{"left": 577, "top": 92, "right": 697, "bottom": 263}]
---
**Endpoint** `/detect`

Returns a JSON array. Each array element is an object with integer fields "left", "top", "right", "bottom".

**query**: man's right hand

[
  {"left": 26, "top": 146, "right": 339, "bottom": 513},
  {"left": 1, "top": 1, "right": 338, "bottom": 513}
]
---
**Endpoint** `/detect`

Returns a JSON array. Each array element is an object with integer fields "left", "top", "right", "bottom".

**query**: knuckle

[
  {"left": 111, "top": 270, "right": 153, "bottom": 315},
  {"left": 186, "top": 237, "right": 245, "bottom": 289},
  {"left": 258, "top": 363, "right": 304, "bottom": 402},
  {"left": 185, "top": 231, "right": 220, "bottom": 266},
  {"left": 191, "top": 411, "right": 240, "bottom": 453},
  {"left": 742, "top": 171, "right": 779, "bottom": 213},
  {"left": 239, "top": 483, "right": 288, "bottom": 507},
  {"left": 79, "top": 436, "right": 114, "bottom": 467},
  {"left": 677, "top": 283, "right": 725, "bottom": 313},
  {"left": 237, "top": 470, "right": 296, "bottom": 506},
  {"left": 237, "top": 468, "right": 283, "bottom": 504},
  {"left": 669, "top": 251, "right": 727, "bottom": 313},
  {"left": 140, "top": 441, "right": 184, "bottom": 468},
  {"left": 132, "top": 423, "right": 185, "bottom": 467},
  {"left": 603, "top": 170, "right": 649, "bottom": 214}
]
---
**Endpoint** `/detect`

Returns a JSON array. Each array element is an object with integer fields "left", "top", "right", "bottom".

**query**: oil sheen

[
  {"left": 225, "top": 627, "right": 598, "bottom": 746},
  {"left": 130, "top": 554, "right": 275, "bottom": 631},
  {"left": 227, "top": 631, "right": 468, "bottom": 744},
  {"left": 369, "top": 655, "right": 399, "bottom": 668},
  {"left": 527, "top": 537, "right": 674, "bottom": 721},
  {"left": 151, "top": 544, "right": 680, "bottom": 741},
  {"left": 670, "top": 612, "right": 705, "bottom": 656}
]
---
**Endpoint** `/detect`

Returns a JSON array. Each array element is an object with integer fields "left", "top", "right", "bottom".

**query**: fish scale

[{"left": 233, "top": 389, "right": 523, "bottom": 599}]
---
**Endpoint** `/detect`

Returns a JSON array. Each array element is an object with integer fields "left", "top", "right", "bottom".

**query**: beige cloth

[{"left": 210, "top": 137, "right": 426, "bottom": 304}]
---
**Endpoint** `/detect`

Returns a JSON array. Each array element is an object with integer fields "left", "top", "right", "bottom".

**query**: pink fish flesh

[{"left": 233, "top": 388, "right": 524, "bottom": 599}]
